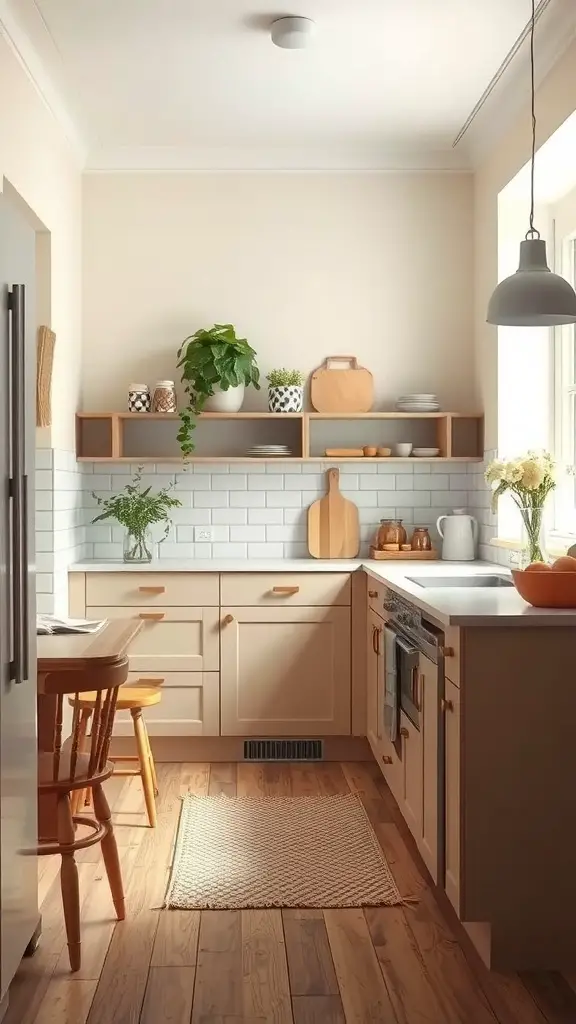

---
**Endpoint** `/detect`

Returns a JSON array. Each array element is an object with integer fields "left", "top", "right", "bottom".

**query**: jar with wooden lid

[
  {"left": 411, "top": 526, "right": 432, "bottom": 551},
  {"left": 152, "top": 380, "right": 177, "bottom": 413},
  {"left": 376, "top": 519, "right": 407, "bottom": 550}
]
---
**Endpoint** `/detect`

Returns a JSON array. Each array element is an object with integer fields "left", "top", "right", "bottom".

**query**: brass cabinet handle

[
  {"left": 372, "top": 625, "right": 378, "bottom": 654},
  {"left": 382, "top": 755, "right": 393, "bottom": 764},
  {"left": 400, "top": 726, "right": 409, "bottom": 738},
  {"left": 272, "top": 586, "right": 300, "bottom": 595},
  {"left": 441, "top": 698, "right": 454, "bottom": 713},
  {"left": 139, "top": 612, "right": 165, "bottom": 621},
  {"left": 222, "top": 614, "right": 235, "bottom": 626},
  {"left": 139, "top": 586, "right": 166, "bottom": 594},
  {"left": 441, "top": 645, "right": 455, "bottom": 658},
  {"left": 368, "top": 590, "right": 378, "bottom": 598}
]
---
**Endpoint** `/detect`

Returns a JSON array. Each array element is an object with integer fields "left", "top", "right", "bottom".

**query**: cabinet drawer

[
  {"left": 86, "top": 606, "right": 219, "bottom": 672},
  {"left": 85, "top": 572, "right": 219, "bottom": 607},
  {"left": 114, "top": 672, "right": 219, "bottom": 737},
  {"left": 221, "top": 573, "right": 350, "bottom": 607},
  {"left": 443, "top": 625, "right": 461, "bottom": 687},
  {"left": 366, "top": 574, "right": 389, "bottom": 616}
]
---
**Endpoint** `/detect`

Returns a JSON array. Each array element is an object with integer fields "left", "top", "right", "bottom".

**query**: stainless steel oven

[{"left": 382, "top": 591, "right": 443, "bottom": 732}]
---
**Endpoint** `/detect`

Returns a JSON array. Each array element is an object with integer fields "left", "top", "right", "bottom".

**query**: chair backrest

[{"left": 43, "top": 658, "right": 129, "bottom": 784}]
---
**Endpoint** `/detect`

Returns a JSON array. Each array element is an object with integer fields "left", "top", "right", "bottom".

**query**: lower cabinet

[
  {"left": 444, "top": 677, "right": 461, "bottom": 913},
  {"left": 366, "top": 606, "right": 401, "bottom": 799},
  {"left": 399, "top": 712, "right": 423, "bottom": 838},
  {"left": 115, "top": 672, "right": 220, "bottom": 736},
  {"left": 420, "top": 652, "right": 439, "bottom": 882},
  {"left": 220, "top": 606, "right": 351, "bottom": 736}
]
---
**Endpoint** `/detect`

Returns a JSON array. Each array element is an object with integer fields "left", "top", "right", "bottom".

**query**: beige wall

[
  {"left": 81, "top": 172, "right": 475, "bottom": 412},
  {"left": 0, "top": 33, "right": 82, "bottom": 451},
  {"left": 474, "top": 38, "right": 576, "bottom": 450}
]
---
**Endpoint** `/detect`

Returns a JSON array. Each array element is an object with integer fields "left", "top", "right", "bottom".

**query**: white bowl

[
  {"left": 394, "top": 443, "right": 413, "bottom": 457},
  {"left": 398, "top": 394, "right": 437, "bottom": 401},
  {"left": 412, "top": 448, "right": 440, "bottom": 457}
]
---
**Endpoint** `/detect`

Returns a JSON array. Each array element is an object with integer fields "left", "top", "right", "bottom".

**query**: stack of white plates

[
  {"left": 246, "top": 445, "right": 294, "bottom": 457},
  {"left": 396, "top": 393, "right": 440, "bottom": 412},
  {"left": 412, "top": 447, "right": 440, "bottom": 458}
]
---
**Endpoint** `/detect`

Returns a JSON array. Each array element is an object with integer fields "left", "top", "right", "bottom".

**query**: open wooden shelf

[{"left": 76, "top": 411, "right": 484, "bottom": 463}]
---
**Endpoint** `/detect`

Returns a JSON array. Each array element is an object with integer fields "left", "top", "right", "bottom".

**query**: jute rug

[{"left": 165, "top": 792, "right": 403, "bottom": 910}]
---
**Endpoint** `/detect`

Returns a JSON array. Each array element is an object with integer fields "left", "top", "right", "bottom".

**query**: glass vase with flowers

[{"left": 485, "top": 451, "right": 555, "bottom": 567}]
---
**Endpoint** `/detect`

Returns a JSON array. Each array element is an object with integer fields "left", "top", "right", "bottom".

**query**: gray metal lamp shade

[{"left": 487, "top": 238, "right": 576, "bottom": 326}]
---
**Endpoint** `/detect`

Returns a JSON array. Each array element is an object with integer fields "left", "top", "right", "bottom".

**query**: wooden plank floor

[{"left": 6, "top": 761, "right": 576, "bottom": 1024}]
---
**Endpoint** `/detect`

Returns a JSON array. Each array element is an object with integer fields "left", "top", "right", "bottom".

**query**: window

[{"left": 553, "top": 233, "right": 576, "bottom": 537}]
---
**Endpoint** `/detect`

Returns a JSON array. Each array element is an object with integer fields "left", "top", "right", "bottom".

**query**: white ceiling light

[{"left": 271, "top": 17, "right": 316, "bottom": 50}]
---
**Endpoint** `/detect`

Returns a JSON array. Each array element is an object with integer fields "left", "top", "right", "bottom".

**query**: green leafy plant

[
  {"left": 267, "top": 368, "right": 305, "bottom": 388},
  {"left": 91, "top": 467, "right": 181, "bottom": 561},
  {"left": 177, "top": 324, "right": 260, "bottom": 456}
]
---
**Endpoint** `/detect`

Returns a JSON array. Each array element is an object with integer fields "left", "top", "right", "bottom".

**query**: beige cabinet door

[
  {"left": 444, "top": 677, "right": 461, "bottom": 914},
  {"left": 399, "top": 712, "right": 422, "bottom": 839},
  {"left": 86, "top": 606, "right": 220, "bottom": 672},
  {"left": 366, "top": 607, "right": 382, "bottom": 750},
  {"left": 113, "top": 672, "right": 220, "bottom": 737},
  {"left": 419, "top": 653, "right": 439, "bottom": 883},
  {"left": 220, "top": 606, "right": 350, "bottom": 736}
]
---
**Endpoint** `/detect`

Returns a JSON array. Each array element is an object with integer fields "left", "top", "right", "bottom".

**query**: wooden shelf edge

[{"left": 76, "top": 455, "right": 483, "bottom": 464}]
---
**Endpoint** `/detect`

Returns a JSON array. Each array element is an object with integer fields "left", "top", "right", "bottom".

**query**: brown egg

[
  {"left": 551, "top": 555, "right": 576, "bottom": 572},
  {"left": 525, "top": 561, "right": 552, "bottom": 572}
]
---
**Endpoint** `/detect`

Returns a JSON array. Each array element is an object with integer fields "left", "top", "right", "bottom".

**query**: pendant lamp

[{"left": 486, "top": 0, "right": 576, "bottom": 326}]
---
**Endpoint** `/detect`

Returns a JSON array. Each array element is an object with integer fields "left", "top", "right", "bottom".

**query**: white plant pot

[{"left": 203, "top": 382, "right": 245, "bottom": 413}]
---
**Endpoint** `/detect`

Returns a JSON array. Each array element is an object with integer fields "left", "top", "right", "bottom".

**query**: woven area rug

[{"left": 165, "top": 792, "right": 402, "bottom": 910}]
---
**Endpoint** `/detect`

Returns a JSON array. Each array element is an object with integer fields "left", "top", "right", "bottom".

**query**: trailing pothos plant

[{"left": 177, "top": 323, "right": 260, "bottom": 456}]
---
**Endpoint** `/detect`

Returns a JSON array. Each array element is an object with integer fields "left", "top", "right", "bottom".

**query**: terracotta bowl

[{"left": 512, "top": 569, "right": 576, "bottom": 608}]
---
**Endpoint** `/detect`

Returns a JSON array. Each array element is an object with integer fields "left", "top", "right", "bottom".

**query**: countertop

[{"left": 68, "top": 559, "right": 576, "bottom": 628}]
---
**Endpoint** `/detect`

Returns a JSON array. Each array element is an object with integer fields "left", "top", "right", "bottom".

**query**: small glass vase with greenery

[
  {"left": 485, "top": 451, "right": 555, "bottom": 566},
  {"left": 267, "top": 368, "right": 305, "bottom": 413},
  {"left": 92, "top": 467, "right": 182, "bottom": 563},
  {"left": 177, "top": 323, "right": 260, "bottom": 456}
]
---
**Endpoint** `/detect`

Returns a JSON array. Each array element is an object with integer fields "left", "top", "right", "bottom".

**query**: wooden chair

[
  {"left": 37, "top": 659, "right": 129, "bottom": 972},
  {"left": 70, "top": 685, "right": 161, "bottom": 828}
]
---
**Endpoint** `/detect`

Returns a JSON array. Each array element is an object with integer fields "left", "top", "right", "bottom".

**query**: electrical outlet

[{"left": 195, "top": 527, "right": 214, "bottom": 542}]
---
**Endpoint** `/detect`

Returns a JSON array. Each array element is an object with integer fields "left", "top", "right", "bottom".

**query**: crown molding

[
  {"left": 457, "top": 0, "right": 576, "bottom": 167},
  {"left": 84, "top": 144, "right": 472, "bottom": 174},
  {"left": 0, "top": 0, "right": 88, "bottom": 165}
]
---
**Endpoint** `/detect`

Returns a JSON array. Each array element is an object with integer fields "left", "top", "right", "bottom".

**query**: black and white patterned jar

[
  {"left": 128, "top": 383, "right": 151, "bottom": 413},
  {"left": 268, "top": 385, "right": 304, "bottom": 413}
]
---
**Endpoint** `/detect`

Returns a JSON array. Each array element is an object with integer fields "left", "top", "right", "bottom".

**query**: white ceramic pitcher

[{"left": 436, "top": 508, "right": 478, "bottom": 561}]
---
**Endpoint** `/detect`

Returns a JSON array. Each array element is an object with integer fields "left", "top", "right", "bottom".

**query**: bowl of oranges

[{"left": 512, "top": 555, "right": 576, "bottom": 607}]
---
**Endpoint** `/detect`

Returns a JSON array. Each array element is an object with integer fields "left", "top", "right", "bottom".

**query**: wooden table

[{"left": 37, "top": 619, "right": 142, "bottom": 838}]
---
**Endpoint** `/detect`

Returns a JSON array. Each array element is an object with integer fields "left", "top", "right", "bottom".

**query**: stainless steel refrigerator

[{"left": 0, "top": 191, "right": 39, "bottom": 1008}]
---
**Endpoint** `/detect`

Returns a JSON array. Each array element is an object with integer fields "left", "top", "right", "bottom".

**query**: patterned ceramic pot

[
  {"left": 268, "top": 385, "right": 304, "bottom": 413},
  {"left": 128, "top": 384, "right": 151, "bottom": 413},
  {"left": 152, "top": 380, "right": 177, "bottom": 413}
]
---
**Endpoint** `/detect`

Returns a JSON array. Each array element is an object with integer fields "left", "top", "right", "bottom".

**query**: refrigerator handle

[{"left": 8, "top": 284, "right": 27, "bottom": 685}]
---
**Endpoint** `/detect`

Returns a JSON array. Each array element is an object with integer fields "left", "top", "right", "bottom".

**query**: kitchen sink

[{"left": 407, "top": 575, "right": 514, "bottom": 589}]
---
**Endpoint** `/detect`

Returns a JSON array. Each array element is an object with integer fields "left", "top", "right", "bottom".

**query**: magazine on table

[{"left": 36, "top": 615, "right": 106, "bottom": 636}]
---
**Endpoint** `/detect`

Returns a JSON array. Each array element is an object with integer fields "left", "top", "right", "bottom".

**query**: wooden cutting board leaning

[
  {"left": 310, "top": 356, "right": 374, "bottom": 412},
  {"left": 308, "top": 468, "right": 360, "bottom": 558}
]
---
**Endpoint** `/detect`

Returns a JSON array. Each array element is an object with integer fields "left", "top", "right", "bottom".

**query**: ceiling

[{"left": 5, "top": 0, "right": 576, "bottom": 169}]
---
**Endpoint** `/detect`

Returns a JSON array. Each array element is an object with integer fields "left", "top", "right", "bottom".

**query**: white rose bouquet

[{"left": 485, "top": 451, "right": 555, "bottom": 564}]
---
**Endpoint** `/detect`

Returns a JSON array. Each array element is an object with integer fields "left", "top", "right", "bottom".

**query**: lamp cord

[{"left": 526, "top": 0, "right": 540, "bottom": 240}]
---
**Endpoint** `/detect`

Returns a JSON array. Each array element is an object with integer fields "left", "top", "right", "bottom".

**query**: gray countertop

[{"left": 69, "top": 558, "right": 576, "bottom": 628}]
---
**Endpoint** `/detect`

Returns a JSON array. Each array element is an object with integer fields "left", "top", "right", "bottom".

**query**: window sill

[{"left": 491, "top": 537, "right": 571, "bottom": 558}]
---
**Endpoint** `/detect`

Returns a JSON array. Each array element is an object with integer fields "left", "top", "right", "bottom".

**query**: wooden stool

[
  {"left": 38, "top": 660, "right": 129, "bottom": 971},
  {"left": 70, "top": 686, "right": 161, "bottom": 828}
]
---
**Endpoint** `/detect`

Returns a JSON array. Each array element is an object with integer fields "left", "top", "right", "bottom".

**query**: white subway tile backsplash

[
  {"left": 230, "top": 462, "right": 265, "bottom": 474},
  {"left": 35, "top": 491, "right": 53, "bottom": 511},
  {"left": 230, "top": 525, "right": 266, "bottom": 542},
  {"left": 392, "top": 492, "right": 431, "bottom": 507},
  {"left": 413, "top": 463, "right": 431, "bottom": 474},
  {"left": 276, "top": 463, "right": 302, "bottom": 474},
  {"left": 284, "top": 542, "right": 310, "bottom": 558},
  {"left": 160, "top": 543, "right": 193, "bottom": 559},
  {"left": 266, "top": 525, "right": 307, "bottom": 543},
  {"left": 415, "top": 474, "right": 448, "bottom": 490},
  {"left": 213, "top": 543, "right": 247, "bottom": 558},
  {"left": 248, "top": 543, "right": 284, "bottom": 559},
  {"left": 35, "top": 470, "right": 52, "bottom": 490},
  {"left": 249, "top": 474, "right": 284, "bottom": 490},
  {"left": 35, "top": 449, "right": 53, "bottom": 470},
  {"left": 249, "top": 508, "right": 284, "bottom": 525},
  {"left": 449, "top": 474, "right": 470, "bottom": 489},
  {"left": 212, "top": 475, "right": 247, "bottom": 490},
  {"left": 93, "top": 543, "right": 122, "bottom": 559},
  {"left": 84, "top": 474, "right": 112, "bottom": 491},
  {"left": 230, "top": 491, "right": 265, "bottom": 508},
  {"left": 192, "top": 492, "right": 229, "bottom": 508},
  {"left": 283, "top": 509, "right": 306, "bottom": 526},
  {"left": 266, "top": 492, "right": 302, "bottom": 507},
  {"left": 344, "top": 490, "right": 377, "bottom": 507},
  {"left": 174, "top": 474, "right": 212, "bottom": 490},
  {"left": 194, "top": 463, "right": 229, "bottom": 474},
  {"left": 430, "top": 491, "right": 467, "bottom": 507},
  {"left": 382, "top": 462, "right": 412, "bottom": 474},
  {"left": 193, "top": 543, "right": 213, "bottom": 559},
  {"left": 36, "top": 573, "right": 54, "bottom": 593},
  {"left": 373, "top": 477, "right": 397, "bottom": 491},
  {"left": 36, "top": 511, "right": 53, "bottom": 530},
  {"left": 36, "top": 552, "right": 54, "bottom": 572},
  {"left": 284, "top": 474, "right": 323, "bottom": 490},
  {"left": 213, "top": 508, "right": 248, "bottom": 525}
]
